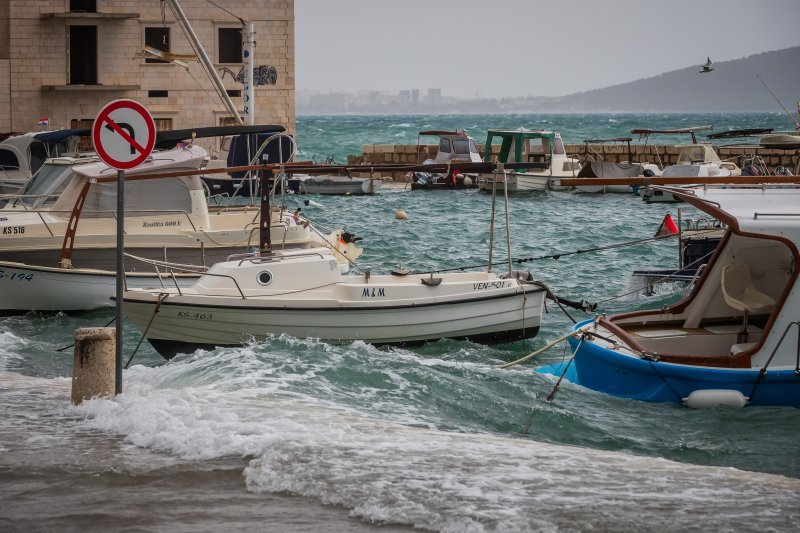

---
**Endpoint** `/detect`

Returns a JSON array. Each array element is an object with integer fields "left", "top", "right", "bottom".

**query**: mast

[
  {"left": 243, "top": 21, "right": 255, "bottom": 125},
  {"left": 165, "top": 0, "right": 243, "bottom": 125}
]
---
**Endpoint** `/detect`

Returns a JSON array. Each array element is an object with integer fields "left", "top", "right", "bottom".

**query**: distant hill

[{"left": 553, "top": 46, "right": 800, "bottom": 112}]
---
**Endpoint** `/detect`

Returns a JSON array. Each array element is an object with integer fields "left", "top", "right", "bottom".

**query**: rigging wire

[{"left": 205, "top": 0, "right": 245, "bottom": 24}]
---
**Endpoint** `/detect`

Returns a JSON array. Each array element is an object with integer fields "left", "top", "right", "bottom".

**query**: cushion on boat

[{"left": 730, "top": 342, "right": 756, "bottom": 356}]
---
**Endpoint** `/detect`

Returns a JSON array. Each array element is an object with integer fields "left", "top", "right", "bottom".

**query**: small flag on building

[
  {"left": 654, "top": 212, "right": 679, "bottom": 237},
  {"left": 37, "top": 117, "right": 50, "bottom": 126}
]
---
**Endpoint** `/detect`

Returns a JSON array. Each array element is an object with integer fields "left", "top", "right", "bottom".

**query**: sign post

[{"left": 91, "top": 99, "right": 156, "bottom": 395}]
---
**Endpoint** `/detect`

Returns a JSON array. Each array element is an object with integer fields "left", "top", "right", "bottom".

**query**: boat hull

[
  {"left": 299, "top": 177, "right": 382, "bottom": 195},
  {"left": 0, "top": 261, "right": 198, "bottom": 314},
  {"left": 125, "top": 289, "right": 545, "bottom": 359},
  {"left": 478, "top": 172, "right": 571, "bottom": 192},
  {"left": 538, "top": 321, "right": 800, "bottom": 408}
]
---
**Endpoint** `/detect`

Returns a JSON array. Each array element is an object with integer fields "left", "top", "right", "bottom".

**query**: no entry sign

[{"left": 92, "top": 99, "right": 156, "bottom": 170}]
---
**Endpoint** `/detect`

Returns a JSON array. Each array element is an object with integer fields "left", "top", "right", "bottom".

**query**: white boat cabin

[{"left": 416, "top": 130, "right": 482, "bottom": 164}]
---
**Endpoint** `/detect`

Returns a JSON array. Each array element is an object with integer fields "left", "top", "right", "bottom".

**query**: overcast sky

[{"left": 295, "top": 0, "right": 800, "bottom": 98}]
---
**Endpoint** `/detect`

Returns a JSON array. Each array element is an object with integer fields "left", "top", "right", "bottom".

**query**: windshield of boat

[
  {"left": 16, "top": 162, "right": 75, "bottom": 207},
  {"left": 438, "top": 138, "right": 451, "bottom": 154},
  {"left": 452, "top": 139, "right": 471, "bottom": 155}
]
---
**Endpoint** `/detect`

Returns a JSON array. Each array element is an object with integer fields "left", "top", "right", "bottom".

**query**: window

[
  {"left": 70, "top": 119, "right": 94, "bottom": 151},
  {"left": 227, "top": 89, "right": 241, "bottom": 97},
  {"left": 452, "top": 140, "right": 470, "bottom": 155},
  {"left": 69, "top": 0, "right": 96, "bottom": 12},
  {"left": 438, "top": 138, "right": 451, "bottom": 153},
  {"left": 148, "top": 90, "right": 169, "bottom": 98},
  {"left": 218, "top": 27, "right": 242, "bottom": 63},
  {"left": 145, "top": 27, "right": 170, "bottom": 63},
  {"left": 69, "top": 25, "right": 97, "bottom": 84}
]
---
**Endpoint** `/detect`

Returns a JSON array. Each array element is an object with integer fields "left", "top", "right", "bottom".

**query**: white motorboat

[
  {"left": 123, "top": 246, "right": 546, "bottom": 359},
  {"left": 477, "top": 129, "right": 581, "bottom": 192},
  {"left": 0, "top": 227, "right": 360, "bottom": 314},
  {"left": 0, "top": 144, "right": 336, "bottom": 271},
  {"left": 123, "top": 166, "right": 547, "bottom": 359},
  {"left": 411, "top": 130, "right": 482, "bottom": 190},
  {"left": 0, "top": 128, "right": 88, "bottom": 199},
  {"left": 539, "top": 186, "right": 800, "bottom": 408},
  {"left": 640, "top": 143, "right": 741, "bottom": 203}
]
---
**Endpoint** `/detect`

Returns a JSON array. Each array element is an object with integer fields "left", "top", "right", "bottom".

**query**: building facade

[{"left": 0, "top": 0, "right": 295, "bottom": 136}]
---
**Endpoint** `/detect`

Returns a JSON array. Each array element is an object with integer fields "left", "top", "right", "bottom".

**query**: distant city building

[
  {"left": 398, "top": 90, "right": 411, "bottom": 103},
  {"left": 411, "top": 89, "right": 420, "bottom": 105},
  {"left": 0, "top": 0, "right": 295, "bottom": 135},
  {"left": 427, "top": 88, "right": 441, "bottom": 105}
]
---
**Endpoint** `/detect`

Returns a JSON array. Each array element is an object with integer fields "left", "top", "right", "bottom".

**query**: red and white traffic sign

[{"left": 92, "top": 99, "right": 156, "bottom": 170}]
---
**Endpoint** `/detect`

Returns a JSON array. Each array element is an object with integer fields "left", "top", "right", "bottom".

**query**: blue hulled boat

[{"left": 539, "top": 186, "right": 800, "bottom": 408}]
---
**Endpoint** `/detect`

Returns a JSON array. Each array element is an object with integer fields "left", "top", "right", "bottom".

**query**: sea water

[{"left": 1, "top": 113, "right": 799, "bottom": 532}]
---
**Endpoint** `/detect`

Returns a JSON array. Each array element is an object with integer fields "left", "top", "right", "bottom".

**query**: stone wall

[
  {"left": 1, "top": 0, "right": 295, "bottom": 146},
  {"left": 348, "top": 143, "right": 798, "bottom": 181}
]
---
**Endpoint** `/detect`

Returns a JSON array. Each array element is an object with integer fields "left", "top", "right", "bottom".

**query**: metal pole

[
  {"left": 166, "top": 0, "right": 243, "bottom": 125},
  {"left": 503, "top": 168, "right": 512, "bottom": 276},
  {"left": 115, "top": 169, "right": 124, "bottom": 395},
  {"left": 243, "top": 21, "right": 255, "bottom": 126},
  {"left": 488, "top": 171, "right": 497, "bottom": 272}
]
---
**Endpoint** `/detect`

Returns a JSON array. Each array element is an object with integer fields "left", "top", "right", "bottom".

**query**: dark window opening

[
  {"left": 227, "top": 89, "right": 241, "bottom": 97},
  {"left": 155, "top": 118, "right": 173, "bottom": 132},
  {"left": 69, "top": 25, "right": 97, "bottom": 85},
  {"left": 69, "top": 119, "right": 94, "bottom": 151},
  {"left": 145, "top": 27, "right": 171, "bottom": 63},
  {"left": 69, "top": 0, "right": 97, "bottom": 12},
  {"left": 148, "top": 90, "right": 169, "bottom": 97},
  {"left": 218, "top": 27, "right": 242, "bottom": 63}
]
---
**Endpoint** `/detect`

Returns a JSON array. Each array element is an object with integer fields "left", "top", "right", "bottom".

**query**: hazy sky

[{"left": 295, "top": 0, "right": 800, "bottom": 98}]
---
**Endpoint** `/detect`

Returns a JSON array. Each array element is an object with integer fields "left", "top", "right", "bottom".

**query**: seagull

[{"left": 699, "top": 57, "right": 714, "bottom": 73}]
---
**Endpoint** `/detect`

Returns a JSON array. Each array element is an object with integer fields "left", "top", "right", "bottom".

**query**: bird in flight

[{"left": 699, "top": 57, "right": 714, "bottom": 73}]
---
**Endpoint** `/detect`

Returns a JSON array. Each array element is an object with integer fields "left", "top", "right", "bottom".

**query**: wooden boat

[{"left": 539, "top": 186, "right": 800, "bottom": 408}]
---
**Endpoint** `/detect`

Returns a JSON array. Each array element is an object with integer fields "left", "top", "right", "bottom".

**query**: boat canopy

[
  {"left": 32, "top": 128, "right": 90, "bottom": 144},
  {"left": 675, "top": 143, "right": 721, "bottom": 164},
  {"left": 418, "top": 130, "right": 468, "bottom": 138},
  {"left": 482, "top": 129, "right": 558, "bottom": 165},
  {"left": 631, "top": 125, "right": 713, "bottom": 144},
  {"left": 154, "top": 124, "right": 286, "bottom": 149}
]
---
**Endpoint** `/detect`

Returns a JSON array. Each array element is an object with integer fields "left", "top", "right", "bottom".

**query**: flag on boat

[
  {"left": 37, "top": 117, "right": 49, "bottom": 126},
  {"left": 654, "top": 212, "right": 679, "bottom": 237}
]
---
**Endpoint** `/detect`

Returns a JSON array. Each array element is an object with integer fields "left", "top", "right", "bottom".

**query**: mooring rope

[
  {"left": 125, "top": 293, "right": 169, "bottom": 369},
  {"left": 426, "top": 233, "right": 679, "bottom": 274}
]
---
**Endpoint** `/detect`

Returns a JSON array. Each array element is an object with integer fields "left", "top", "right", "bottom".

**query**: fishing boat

[
  {"left": 476, "top": 129, "right": 581, "bottom": 192},
  {"left": 411, "top": 130, "right": 482, "bottom": 190},
  {"left": 539, "top": 186, "right": 800, "bottom": 408},
  {"left": 122, "top": 165, "right": 547, "bottom": 359}
]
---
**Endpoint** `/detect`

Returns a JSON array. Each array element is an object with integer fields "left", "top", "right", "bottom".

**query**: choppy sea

[{"left": 2, "top": 113, "right": 799, "bottom": 532}]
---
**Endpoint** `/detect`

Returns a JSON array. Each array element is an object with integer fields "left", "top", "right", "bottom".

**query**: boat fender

[
  {"left": 503, "top": 269, "right": 534, "bottom": 282},
  {"left": 642, "top": 168, "right": 655, "bottom": 177},
  {"left": 421, "top": 276, "right": 442, "bottom": 286},
  {"left": 303, "top": 199, "right": 323, "bottom": 208},
  {"left": 682, "top": 389, "right": 748, "bottom": 409}
]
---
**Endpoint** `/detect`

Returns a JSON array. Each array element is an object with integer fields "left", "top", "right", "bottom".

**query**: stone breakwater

[{"left": 346, "top": 143, "right": 797, "bottom": 181}]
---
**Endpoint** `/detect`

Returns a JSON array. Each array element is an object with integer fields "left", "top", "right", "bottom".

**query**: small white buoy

[
  {"left": 462, "top": 176, "right": 473, "bottom": 187},
  {"left": 682, "top": 389, "right": 748, "bottom": 409},
  {"left": 395, "top": 210, "right": 408, "bottom": 220}
]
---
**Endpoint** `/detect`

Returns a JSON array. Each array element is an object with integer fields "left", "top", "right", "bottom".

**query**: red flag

[{"left": 655, "top": 213, "right": 679, "bottom": 237}]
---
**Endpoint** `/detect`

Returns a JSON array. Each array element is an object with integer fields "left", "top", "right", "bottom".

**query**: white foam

[{"left": 70, "top": 364, "right": 800, "bottom": 532}]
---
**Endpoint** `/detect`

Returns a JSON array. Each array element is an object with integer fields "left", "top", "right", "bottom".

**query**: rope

[
  {"left": 496, "top": 324, "right": 592, "bottom": 369},
  {"left": 646, "top": 358, "right": 684, "bottom": 403},
  {"left": 426, "top": 233, "right": 679, "bottom": 274},
  {"left": 545, "top": 334, "right": 585, "bottom": 402},
  {"left": 125, "top": 293, "right": 168, "bottom": 369}
]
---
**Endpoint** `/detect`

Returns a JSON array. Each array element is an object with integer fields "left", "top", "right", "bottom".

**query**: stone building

[{"left": 0, "top": 0, "right": 295, "bottom": 138}]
